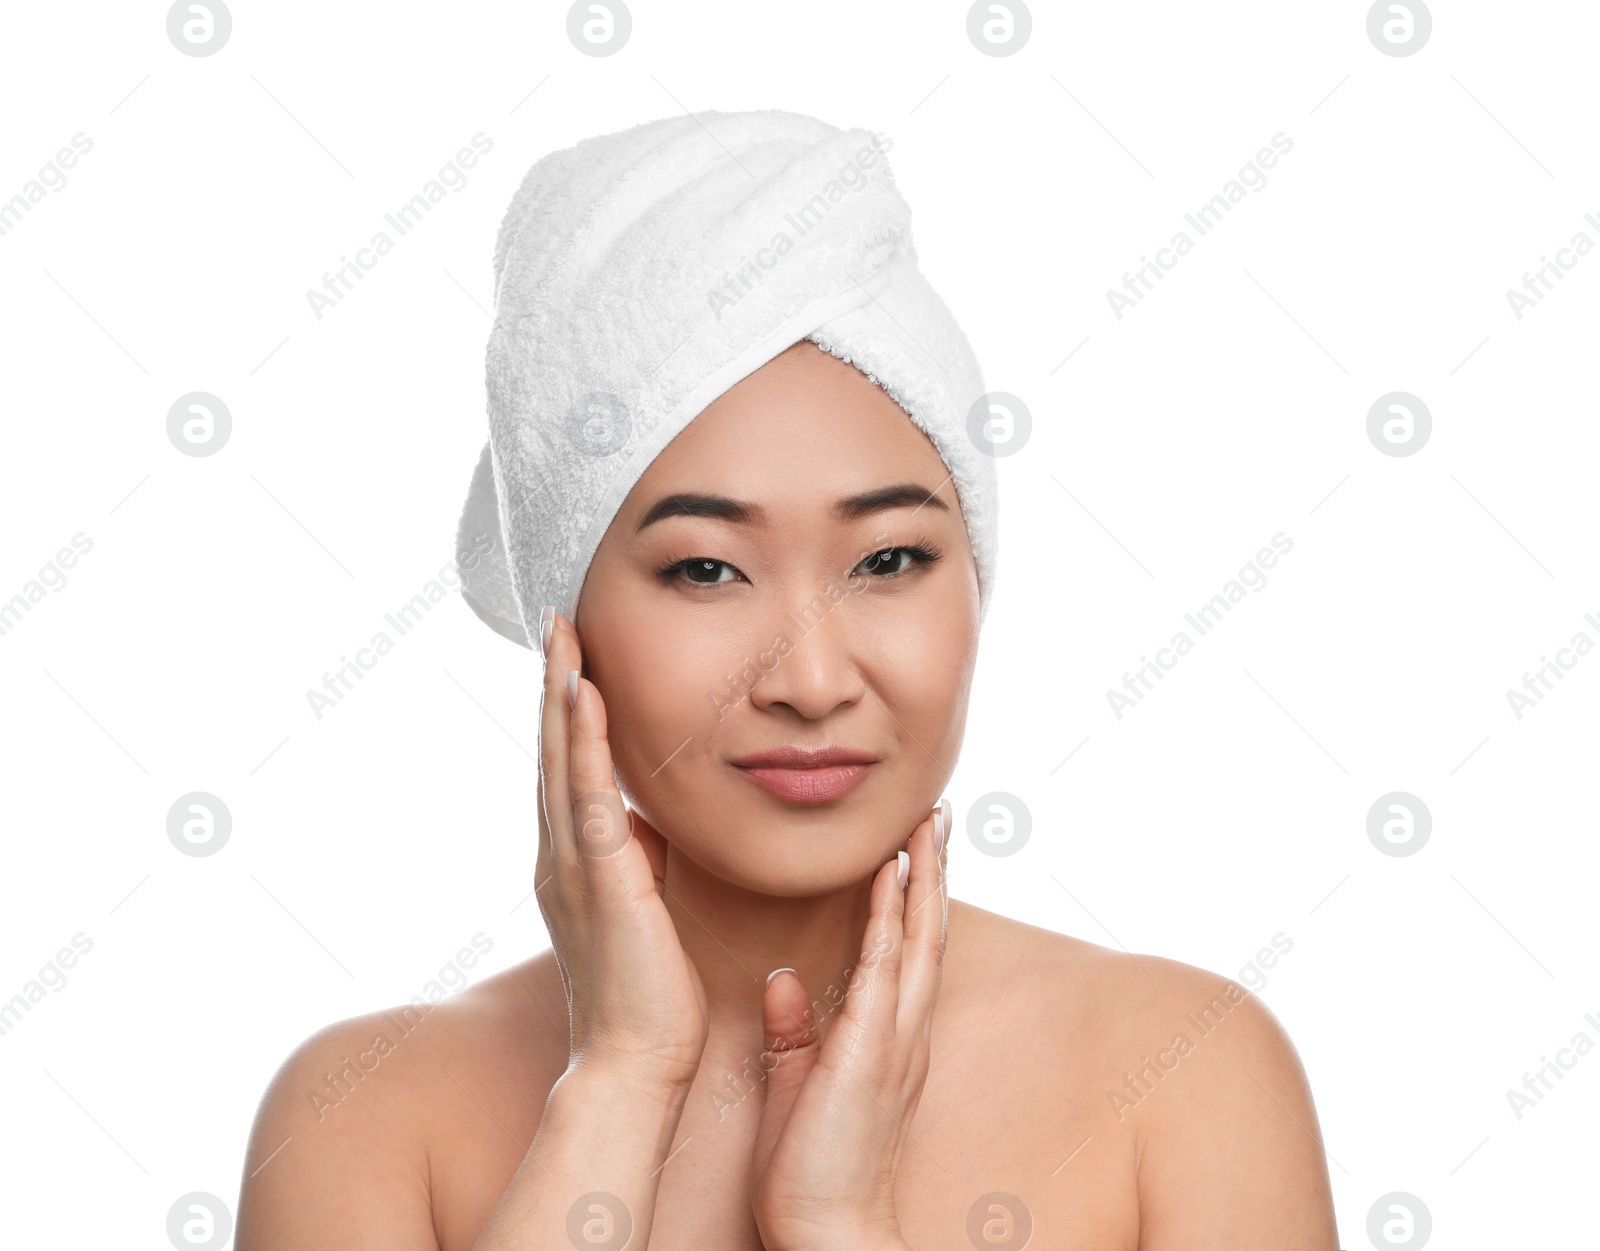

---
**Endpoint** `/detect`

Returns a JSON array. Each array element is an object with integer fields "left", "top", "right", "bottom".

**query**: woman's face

[{"left": 575, "top": 340, "right": 981, "bottom": 895}]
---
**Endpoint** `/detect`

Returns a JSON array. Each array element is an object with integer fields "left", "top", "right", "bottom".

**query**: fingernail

[
  {"left": 933, "top": 798, "right": 947, "bottom": 854},
  {"left": 567, "top": 669, "right": 579, "bottom": 710},
  {"left": 539, "top": 605, "right": 555, "bottom": 657},
  {"left": 896, "top": 849, "right": 910, "bottom": 890},
  {"left": 766, "top": 967, "right": 795, "bottom": 987}
]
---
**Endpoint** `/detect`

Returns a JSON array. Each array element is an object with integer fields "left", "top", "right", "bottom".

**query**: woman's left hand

[{"left": 749, "top": 798, "right": 951, "bottom": 1251}]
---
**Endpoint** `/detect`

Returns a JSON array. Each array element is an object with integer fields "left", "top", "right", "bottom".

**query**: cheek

[
  {"left": 861, "top": 604, "right": 976, "bottom": 747},
  {"left": 587, "top": 617, "right": 727, "bottom": 782}
]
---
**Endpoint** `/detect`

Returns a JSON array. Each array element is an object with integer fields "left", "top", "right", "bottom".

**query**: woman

[{"left": 237, "top": 109, "right": 1340, "bottom": 1250}]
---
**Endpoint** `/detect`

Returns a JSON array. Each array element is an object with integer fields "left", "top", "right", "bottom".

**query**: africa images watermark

[
  {"left": 0, "top": 531, "right": 94, "bottom": 640},
  {"left": 0, "top": 932, "right": 95, "bottom": 1040},
  {"left": 1503, "top": 1005, "right": 1600, "bottom": 1121},
  {"left": 304, "top": 529, "right": 497, "bottom": 720},
  {"left": 1106, "top": 531, "right": 1294, "bottom": 719},
  {"left": 706, "top": 131, "right": 894, "bottom": 321},
  {"left": 1105, "top": 931, "right": 1294, "bottom": 1122},
  {"left": 1106, "top": 131, "right": 1294, "bottom": 320},
  {"left": 0, "top": 131, "right": 93, "bottom": 240},
  {"left": 1503, "top": 608, "right": 1600, "bottom": 720},
  {"left": 1503, "top": 208, "right": 1600, "bottom": 321},
  {"left": 705, "top": 528, "right": 896, "bottom": 720},
  {"left": 305, "top": 932, "right": 495, "bottom": 1121},
  {"left": 304, "top": 131, "right": 494, "bottom": 321},
  {"left": 708, "top": 930, "right": 897, "bottom": 1122}
]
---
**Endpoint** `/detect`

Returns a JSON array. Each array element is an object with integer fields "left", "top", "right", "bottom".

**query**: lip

[
  {"left": 730, "top": 745, "right": 880, "bottom": 805},
  {"left": 732, "top": 745, "right": 879, "bottom": 769}
]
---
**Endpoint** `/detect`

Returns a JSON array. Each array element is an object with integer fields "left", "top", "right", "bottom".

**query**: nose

[{"left": 745, "top": 593, "right": 864, "bottom": 721}]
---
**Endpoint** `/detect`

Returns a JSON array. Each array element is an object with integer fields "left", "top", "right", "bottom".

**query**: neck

[{"left": 661, "top": 845, "right": 877, "bottom": 1062}]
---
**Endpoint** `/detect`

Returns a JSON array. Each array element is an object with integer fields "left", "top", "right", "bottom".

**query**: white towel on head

[{"left": 455, "top": 106, "right": 999, "bottom": 648}]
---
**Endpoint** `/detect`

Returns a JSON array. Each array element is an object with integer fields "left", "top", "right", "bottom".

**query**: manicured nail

[
  {"left": 567, "top": 669, "right": 579, "bottom": 709},
  {"left": 539, "top": 605, "right": 555, "bottom": 657},
  {"left": 933, "top": 799, "right": 947, "bottom": 854},
  {"left": 766, "top": 967, "right": 795, "bottom": 987},
  {"left": 896, "top": 850, "right": 910, "bottom": 890}
]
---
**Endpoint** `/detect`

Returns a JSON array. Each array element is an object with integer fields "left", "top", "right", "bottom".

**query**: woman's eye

[
  {"left": 676, "top": 558, "right": 740, "bottom": 585},
  {"left": 856, "top": 547, "right": 918, "bottom": 577},
  {"left": 662, "top": 544, "right": 937, "bottom": 588}
]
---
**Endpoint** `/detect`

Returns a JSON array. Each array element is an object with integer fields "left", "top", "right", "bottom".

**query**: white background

[{"left": 1, "top": 1, "right": 1595, "bottom": 1246}]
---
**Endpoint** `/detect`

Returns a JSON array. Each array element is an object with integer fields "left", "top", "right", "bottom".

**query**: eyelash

[{"left": 655, "top": 541, "right": 944, "bottom": 589}]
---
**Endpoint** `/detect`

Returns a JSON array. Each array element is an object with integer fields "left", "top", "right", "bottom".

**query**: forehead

[{"left": 626, "top": 341, "right": 948, "bottom": 508}]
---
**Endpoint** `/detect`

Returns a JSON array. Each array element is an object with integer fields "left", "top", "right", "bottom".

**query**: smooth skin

[{"left": 235, "top": 342, "right": 1340, "bottom": 1250}]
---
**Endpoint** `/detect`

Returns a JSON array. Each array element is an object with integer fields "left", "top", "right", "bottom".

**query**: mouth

[{"left": 730, "top": 745, "right": 880, "bottom": 805}]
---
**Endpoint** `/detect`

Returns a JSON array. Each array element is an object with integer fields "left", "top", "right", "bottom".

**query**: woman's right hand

[{"left": 534, "top": 609, "right": 711, "bottom": 1095}]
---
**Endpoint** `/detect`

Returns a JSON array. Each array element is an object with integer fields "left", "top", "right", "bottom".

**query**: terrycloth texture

[{"left": 456, "top": 107, "right": 999, "bottom": 648}]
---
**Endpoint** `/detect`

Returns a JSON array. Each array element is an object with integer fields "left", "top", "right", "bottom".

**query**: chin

[
  {"left": 706, "top": 801, "right": 911, "bottom": 889},
  {"left": 622, "top": 760, "right": 932, "bottom": 889},
  {"left": 725, "top": 851, "right": 884, "bottom": 898}
]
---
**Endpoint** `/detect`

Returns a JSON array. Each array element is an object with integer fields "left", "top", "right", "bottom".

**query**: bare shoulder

[
  {"left": 1114, "top": 950, "right": 1340, "bottom": 1250},
  {"left": 944, "top": 898, "right": 1172, "bottom": 1028},
  {"left": 236, "top": 952, "right": 568, "bottom": 1251},
  {"left": 948, "top": 900, "right": 1317, "bottom": 1086},
  {"left": 946, "top": 902, "right": 1339, "bottom": 1249}
]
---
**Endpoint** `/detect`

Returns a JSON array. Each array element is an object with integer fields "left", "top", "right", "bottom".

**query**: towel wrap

[{"left": 456, "top": 107, "right": 1000, "bottom": 648}]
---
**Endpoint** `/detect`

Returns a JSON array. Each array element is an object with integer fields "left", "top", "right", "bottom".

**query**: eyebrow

[{"left": 634, "top": 482, "right": 949, "bottom": 532}]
